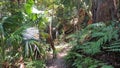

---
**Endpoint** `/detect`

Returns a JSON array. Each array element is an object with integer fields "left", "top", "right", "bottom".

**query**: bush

[{"left": 66, "top": 21, "right": 120, "bottom": 68}]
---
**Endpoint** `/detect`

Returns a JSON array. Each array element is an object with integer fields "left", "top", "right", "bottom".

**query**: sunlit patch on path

[{"left": 46, "top": 43, "right": 72, "bottom": 68}]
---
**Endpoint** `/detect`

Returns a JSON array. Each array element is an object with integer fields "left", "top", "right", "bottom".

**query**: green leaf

[
  {"left": 25, "top": 41, "right": 29, "bottom": 57},
  {"left": 24, "top": 4, "right": 32, "bottom": 14},
  {"left": 101, "top": 65, "right": 113, "bottom": 68}
]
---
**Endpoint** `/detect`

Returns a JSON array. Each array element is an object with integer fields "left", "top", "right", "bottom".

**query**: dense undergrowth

[
  {"left": 0, "top": 0, "right": 119, "bottom": 68},
  {"left": 65, "top": 21, "right": 120, "bottom": 68},
  {"left": 0, "top": 1, "right": 48, "bottom": 68}
]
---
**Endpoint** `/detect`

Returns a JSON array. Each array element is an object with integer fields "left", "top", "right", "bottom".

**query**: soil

[{"left": 46, "top": 43, "right": 71, "bottom": 68}]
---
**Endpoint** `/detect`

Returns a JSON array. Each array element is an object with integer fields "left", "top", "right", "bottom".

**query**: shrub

[{"left": 66, "top": 21, "right": 120, "bottom": 68}]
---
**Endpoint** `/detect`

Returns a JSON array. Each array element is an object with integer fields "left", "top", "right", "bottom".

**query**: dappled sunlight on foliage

[
  {"left": 66, "top": 21, "right": 120, "bottom": 68},
  {"left": 0, "top": 0, "right": 120, "bottom": 68}
]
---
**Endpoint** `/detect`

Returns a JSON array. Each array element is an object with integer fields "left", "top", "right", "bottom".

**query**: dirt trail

[{"left": 46, "top": 43, "right": 71, "bottom": 68}]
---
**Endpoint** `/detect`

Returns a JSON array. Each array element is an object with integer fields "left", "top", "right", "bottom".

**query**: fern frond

[
  {"left": 103, "top": 40, "right": 120, "bottom": 52},
  {"left": 70, "top": 22, "right": 119, "bottom": 55}
]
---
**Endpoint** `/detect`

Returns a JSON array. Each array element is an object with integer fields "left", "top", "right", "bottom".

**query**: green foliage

[
  {"left": 101, "top": 65, "right": 113, "bottom": 68},
  {"left": 23, "top": 39, "right": 47, "bottom": 60},
  {"left": 3, "top": 13, "right": 25, "bottom": 35},
  {"left": 25, "top": 60, "right": 45, "bottom": 68},
  {"left": 103, "top": 40, "right": 120, "bottom": 52},
  {"left": 0, "top": 0, "right": 48, "bottom": 67},
  {"left": 66, "top": 21, "right": 120, "bottom": 68},
  {"left": 70, "top": 22, "right": 119, "bottom": 55},
  {"left": 65, "top": 52, "right": 113, "bottom": 68},
  {"left": 24, "top": 0, "right": 34, "bottom": 15}
]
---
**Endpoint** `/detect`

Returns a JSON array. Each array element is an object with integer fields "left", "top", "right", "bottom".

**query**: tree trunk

[{"left": 92, "top": 0, "right": 117, "bottom": 23}]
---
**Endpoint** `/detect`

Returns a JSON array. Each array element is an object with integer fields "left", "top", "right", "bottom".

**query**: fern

[
  {"left": 65, "top": 52, "right": 113, "bottom": 68},
  {"left": 66, "top": 21, "right": 120, "bottom": 68},
  {"left": 70, "top": 22, "right": 119, "bottom": 55},
  {"left": 103, "top": 40, "right": 120, "bottom": 52}
]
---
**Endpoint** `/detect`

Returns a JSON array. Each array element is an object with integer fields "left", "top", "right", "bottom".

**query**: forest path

[{"left": 46, "top": 42, "right": 71, "bottom": 68}]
